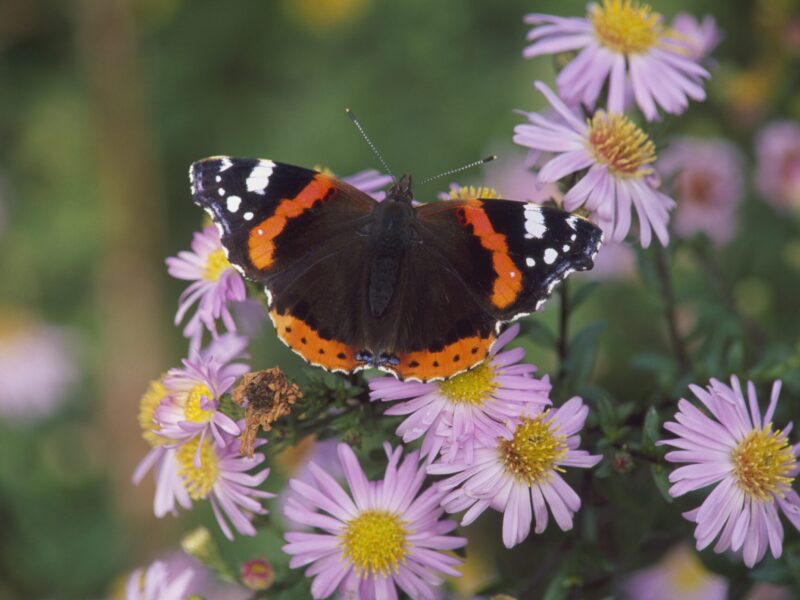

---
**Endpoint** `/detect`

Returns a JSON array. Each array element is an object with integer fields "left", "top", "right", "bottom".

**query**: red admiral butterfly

[{"left": 190, "top": 157, "right": 602, "bottom": 382}]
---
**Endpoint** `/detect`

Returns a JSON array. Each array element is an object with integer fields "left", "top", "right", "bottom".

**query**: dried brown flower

[{"left": 231, "top": 367, "right": 302, "bottom": 457}]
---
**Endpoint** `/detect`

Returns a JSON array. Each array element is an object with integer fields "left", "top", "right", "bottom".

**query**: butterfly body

[{"left": 191, "top": 157, "right": 602, "bottom": 381}]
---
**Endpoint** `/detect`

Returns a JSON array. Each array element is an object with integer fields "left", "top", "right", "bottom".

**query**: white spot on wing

[
  {"left": 246, "top": 160, "right": 276, "bottom": 194},
  {"left": 567, "top": 216, "right": 580, "bottom": 230},
  {"left": 226, "top": 195, "right": 242, "bottom": 212},
  {"left": 523, "top": 204, "right": 547, "bottom": 239},
  {"left": 243, "top": 211, "right": 254, "bottom": 221},
  {"left": 215, "top": 175, "right": 222, "bottom": 182},
  {"left": 562, "top": 244, "right": 570, "bottom": 252},
  {"left": 219, "top": 158, "right": 233, "bottom": 171},
  {"left": 544, "top": 248, "right": 558, "bottom": 264},
  {"left": 218, "top": 188, "right": 225, "bottom": 196},
  {"left": 525, "top": 257, "right": 536, "bottom": 267}
]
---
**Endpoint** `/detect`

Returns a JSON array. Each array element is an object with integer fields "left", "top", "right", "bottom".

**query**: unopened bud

[{"left": 240, "top": 558, "right": 275, "bottom": 591}]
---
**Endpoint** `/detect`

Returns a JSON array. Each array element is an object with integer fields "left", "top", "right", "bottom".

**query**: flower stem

[
  {"left": 556, "top": 280, "right": 570, "bottom": 386},
  {"left": 652, "top": 244, "right": 691, "bottom": 373}
]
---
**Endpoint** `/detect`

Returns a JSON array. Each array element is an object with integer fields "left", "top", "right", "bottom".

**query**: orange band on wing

[
  {"left": 248, "top": 176, "right": 335, "bottom": 270},
  {"left": 461, "top": 202, "right": 522, "bottom": 309},
  {"left": 270, "top": 309, "right": 361, "bottom": 373},
  {"left": 389, "top": 333, "right": 496, "bottom": 381}
]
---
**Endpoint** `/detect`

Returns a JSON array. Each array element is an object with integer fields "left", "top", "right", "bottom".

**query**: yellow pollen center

[
  {"left": 203, "top": 248, "right": 231, "bottom": 281},
  {"left": 499, "top": 413, "right": 567, "bottom": 485},
  {"left": 340, "top": 510, "right": 409, "bottom": 577},
  {"left": 732, "top": 426, "right": 796, "bottom": 500},
  {"left": 177, "top": 438, "right": 219, "bottom": 500},
  {"left": 590, "top": 0, "right": 661, "bottom": 55},
  {"left": 587, "top": 111, "right": 656, "bottom": 178},
  {"left": 138, "top": 378, "right": 170, "bottom": 447},
  {"left": 184, "top": 384, "right": 214, "bottom": 423},
  {"left": 439, "top": 362, "right": 497, "bottom": 406},
  {"left": 449, "top": 185, "right": 500, "bottom": 200}
]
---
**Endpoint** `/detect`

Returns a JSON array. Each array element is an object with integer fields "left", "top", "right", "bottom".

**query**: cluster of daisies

[{"left": 128, "top": 2, "right": 800, "bottom": 599}]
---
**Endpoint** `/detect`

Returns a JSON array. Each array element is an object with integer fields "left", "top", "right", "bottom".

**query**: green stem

[
  {"left": 556, "top": 280, "right": 570, "bottom": 387},
  {"left": 652, "top": 244, "right": 691, "bottom": 373}
]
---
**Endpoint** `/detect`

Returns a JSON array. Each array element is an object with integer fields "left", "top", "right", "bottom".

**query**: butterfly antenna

[
  {"left": 346, "top": 108, "right": 395, "bottom": 181},
  {"left": 418, "top": 155, "right": 497, "bottom": 185}
]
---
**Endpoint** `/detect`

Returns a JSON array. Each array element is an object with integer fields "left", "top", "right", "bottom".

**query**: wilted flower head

[
  {"left": 514, "top": 82, "right": 675, "bottom": 247},
  {"left": 755, "top": 121, "right": 800, "bottom": 212},
  {"left": 369, "top": 324, "right": 551, "bottom": 464},
  {"left": 166, "top": 225, "right": 247, "bottom": 346},
  {"left": 429, "top": 397, "right": 602, "bottom": 548},
  {"left": 659, "top": 377, "right": 800, "bottom": 567},
  {"left": 658, "top": 137, "right": 744, "bottom": 246},
  {"left": 523, "top": 1, "right": 710, "bottom": 120},
  {"left": 0, "top": 318, "right": 78, "bottom": 424},
  {"left": 621, "top": 544, "right": 727, "bottom": 600},
  {"left": 282, "top": 443, "right": 466, "bottom": 599}
]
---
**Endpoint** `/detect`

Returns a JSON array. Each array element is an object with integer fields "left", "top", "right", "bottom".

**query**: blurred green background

[{"left": 0, "top": 0, "right": 798, "bottom": 598}]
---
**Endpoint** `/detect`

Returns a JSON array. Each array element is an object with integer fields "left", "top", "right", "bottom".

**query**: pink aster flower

[
  {"left": 523, "top": 1, "right": 710, "bottom": 120},
  {"left": 755, "top": 121, "right": 800, "bottom": 212},
  {"left": 670, "top": 13, "right": 723, "bottom": 64},
  {"left": 514, "top": 82, "right": 675, "bottom": 247},
  {"left": 0, "top": 319, "right": 78, "bottom": 424},
  {"left": 369, "top": 324, "right": 551, "bottom": 464},
  {"left": 167, "top": 225, "right": 247, "bottom": 346},
  {"left": 620, "top": 544, "right": 727, "bottom": 600},
  {"left": 126, "top": 551, "right": 248, "bottom": 600},
  {"left": 155, "top": 346, "right": 249, "bottom": 451},
  {"left": 343, "top": 169, "right": 394, "bottom": 201},
  {"left": 429, "top": 397, "right": 602, "bottom": 548},
  {"left": 658, "top": 137, "right": 744, "bottom": 246},
  {"left": 659, "top": 377, "right": 800, "bottom": 567},
  {"left": 141, "top": 431, "right": 273, "bottom": 540},
  {"left": 282, "top": 443, "right": 466, "bottom": 600}
]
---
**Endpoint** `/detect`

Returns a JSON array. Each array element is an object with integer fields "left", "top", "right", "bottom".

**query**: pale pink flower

[
  {"left": 621, "top": 544, "right": 727, "bottom": 600},
  {"left": 166, "top": 226, "right": 247, "bottom": 346},
  {"left": 283, "top": 443, "right": 466, "bottom": 599},
  {"left": 670, "top": 13, "right": 723, "bottom": 63},
  {"left": 343, "top": 169, "right": 393, "bottom": 201},
  {"left": 369, "top": 324, "right": 551, "bottom": 465},
  {"left": 658, "top": 137, "right": 744, "bottom": 246},
  {"left": 514, "top": 82, "right": 675, "bottom": 247},
  {"left": 659, "top": 377, "right": 800, "bottom": 567},
  {"left": 429, "top": 397, "right": 601, "bottom": 548},
  {"left": 523, "top": 1, "right": 710, "bottom": 120},
  {"left": 755, "top": 121, "right": 800, "bottom": 212}
]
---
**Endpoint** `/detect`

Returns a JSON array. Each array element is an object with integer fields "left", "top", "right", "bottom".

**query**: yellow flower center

[
  {"left": 138, "top": 378, "right": 170, "bottom": 447},
  {"left": 587, "top": 111, "right": 656, "bottom": 178},
  {"left": 184, "top": 384, "right": 214, "bottom": 423},
  {"left": 449, "top": 186, "right": 500, "bottom": 200},
  {"left": 590, "top": 0, "right": 661, "bottom": 55},
  {"left": 499, "top": 413, "right": 567, "bottom": 485},
  {"left": 203, "top": 248, "right": 231, "bottom": 281},
  {"left": 340, "top": 510, "right": 409, "bottom": 577},
  {"left": 439, "top": 362, "right": 497, "bottom": 406},
  {"left": 731, "top": 426, "right": 796, "bottom": 501},
  {"left": 177, "top": 438, "right": 219, "bottom": 500}
]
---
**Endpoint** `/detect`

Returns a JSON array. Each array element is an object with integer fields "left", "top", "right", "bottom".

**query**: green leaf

[
  {"left": 571, "top": 281, "right": 600, "bottom": 310},
  {"left": 650, "top": 464, "right": 672, "bottom": 503},
  {"left": 642, "top": 406, "right": 661, "bottom": 445}
]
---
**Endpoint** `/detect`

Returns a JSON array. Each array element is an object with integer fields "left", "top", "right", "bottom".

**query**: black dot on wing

[
  {"left": 300, "top": 337, "right": 307, "bottom": 344},
  {"left": 319, "top": 349, "right": 325, "bottom": 355},
  {"left": 433, "top": 360, "right": 439, "bottom": 367},
  {"left": 285, "top": 327, "right": 292, "bottom": 333},
  {"left": 471, "top": 347, "right": 478, "bottom": 354},
  {"left": 453, "top": 354, "right": 460, "bottom": 362},
  {"left": 409, "top": 360, "right": 419, "bottom": 368},
  {"left": 337, "top": 352, "right": 346, "bottom": 359}
]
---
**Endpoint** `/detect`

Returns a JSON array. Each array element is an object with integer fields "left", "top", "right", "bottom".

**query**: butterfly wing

[
  {"left": 414, "top": 198, "right": 603, "bottom": 321},
  {"left": 373, "top": 198, "right": 602, "bottom": 380},
  {"left": 190, "top": 156, "right": 377, "bottom": 373}
]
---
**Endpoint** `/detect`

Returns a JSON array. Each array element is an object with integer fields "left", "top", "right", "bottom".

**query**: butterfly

[{"left": 190, "top": 157, "right": 602, "bottom": 382}]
